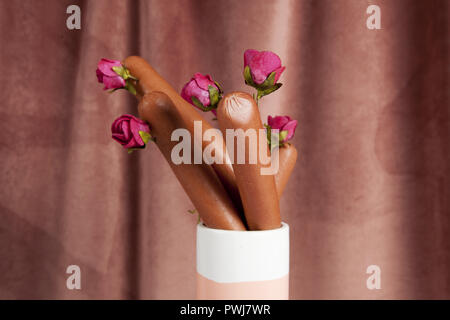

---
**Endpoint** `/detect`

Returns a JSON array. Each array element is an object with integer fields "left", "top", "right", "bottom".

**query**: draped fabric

[{"left": 0, "top": 0, "right": 448, "bottom": 299}]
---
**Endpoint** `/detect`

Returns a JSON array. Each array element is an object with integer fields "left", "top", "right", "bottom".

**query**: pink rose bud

[
  {"left": 243, "top": 49, "right": 285, "bottom": 101},
  {"left": 96, "top": 59, "right": 126, "bottom": 89},
  {"left": 267, "top": 115, "right": 298, "bottom": 145},
  {"left": 96, "top": 58, "right": 137, "bottom": 95},
  {"left": 181, "top": 73, "right": 222, "bottom": 113},
  {"left": 111, "top": 114, "right": 152, "bottom": 153}
]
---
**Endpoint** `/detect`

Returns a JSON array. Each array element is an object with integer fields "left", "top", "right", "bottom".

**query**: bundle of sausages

[{"left": 123, "top": 56, "right": 297, "bottom": 231}]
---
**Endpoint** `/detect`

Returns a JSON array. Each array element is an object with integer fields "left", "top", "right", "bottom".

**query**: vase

[{"left": 196, "top": 222, "right": 289, "bottom": 299}]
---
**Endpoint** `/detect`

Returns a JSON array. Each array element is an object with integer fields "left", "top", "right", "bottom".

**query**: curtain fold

[{"left": 0, "top": 0, "right": 448, "bottom": 299}]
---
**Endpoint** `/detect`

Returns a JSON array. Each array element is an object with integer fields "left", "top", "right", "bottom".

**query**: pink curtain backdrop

[{"left": 0, "top": 0, "right": 448, "bottom": 299}]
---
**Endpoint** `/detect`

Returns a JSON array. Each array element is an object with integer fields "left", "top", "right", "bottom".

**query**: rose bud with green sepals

[
  {"left": 243, "top": 49, "right": 285, "bottom": 102},
  {"left": 181, "top": 73, "right": 223, "bottom": 115},
  {"left": 111, "top": 114, "right": 152, "bottom": 153},
  {"left": 96, "top": 58, "right": 137, "bottom": 95},
  {"left": 265, "top": 115, "right": 298, "bottom": 148}
]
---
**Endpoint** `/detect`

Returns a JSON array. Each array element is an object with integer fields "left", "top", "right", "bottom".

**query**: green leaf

[
  {"left": 191, "top": 96, "right": 216, "bottom": 112},
  {"left": 187, "top": 209, "right": 201, "bottom": 224},
  {"left": 214, "top": 81, "right": 223, "bottom": 93},
  {"left": 122, "top": 68, "right": 133, "bottom": 80},
  {"left": 270, "top": 134, "right": 282, "bottom": 151},
  {"left": 208, "top": 85, "right": 220, "bottom": 106},
  {"left": 121, "top": 67, "right": 129, "bottom": 79},
  {"left": 139, "top": 130, "right": 152, "bottom": 145},
  {"left": 112, "top": 66, "right": 125, "bottom": 77},
  {"left": 265, "top": 125, "right": 287, "bottom": 151},
  {"left": 125, "top": 81, "right": 137, "bottom": 96},
  {"left": 257, "top": 83, "right": 282, "bottom": 99},
  {"left": 243, "top": 65, "right": 256, "bottom": 87},
  {"left": 279, "top": 130, "right": 288, "bottom": 142},
  {"left": 191, "top": 96, "right": 204, "bottom": 109},
  {"left": 264, "top": 123, "right": 272, "bottom": 146},
  {"left": 258, "top": 71, "right": 277, "bottom": 90},
  {"left": 113, "top": 65, "right": 137, "bottom": 83}
]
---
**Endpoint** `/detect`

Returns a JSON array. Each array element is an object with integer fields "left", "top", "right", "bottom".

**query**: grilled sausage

[
  {"left": 138, "top": 91, "right": 246, "bottom": 230},
  {"left": 123, "top": 56, "right": 243, "bottom": 217},
  {"left": 217, "top": 92, "right": 281, "bottom": 230},
  {"left": 274, "top": 143, "right": 298, "bottom": 198}
]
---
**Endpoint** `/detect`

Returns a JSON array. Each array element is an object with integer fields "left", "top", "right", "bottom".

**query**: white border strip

[{"left": 196, "top": 222, "right": 289, "bottom": 283}]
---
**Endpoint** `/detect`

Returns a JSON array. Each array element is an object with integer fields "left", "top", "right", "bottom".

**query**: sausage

[
  {"left": 217, "top": 92, "right": 281, "bottom": 230},
  {"left": 274, "top": 143, "right": 298, "bottom": 198},
  {"left": 138, "top": 91, "right": 246, "bottom": 231},
  {"left": 123, "top": 56, "right": 243, "bottom": 218}
]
